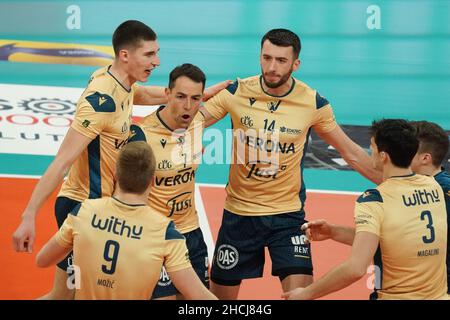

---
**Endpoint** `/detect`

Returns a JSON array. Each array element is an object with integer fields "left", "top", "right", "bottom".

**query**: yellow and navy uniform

[
  {"left": 59, "top": 65, "right": 136, "bottom": 202},
  {"left": 204, "top": 75, "right": 336, "bottom": 216},
  {"left": 129, "top": 107, "right": 209, "bottom": 298},
  {"left": 129, "top": 107, "right": 204, "bottom": 233},
  {"left": 55, "top": 196, "right": 191, "bottom": 300},
  {"left": 355, "top": 174, "right": 448, "bottom": 300},
  {"left": 434, "top": 169, "right": 450, "bottom": 294}
]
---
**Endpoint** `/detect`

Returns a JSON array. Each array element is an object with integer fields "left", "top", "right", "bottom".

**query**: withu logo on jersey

[
  {"left": 402, "top": 189, "right": 440, "bottom": 207},
  {"left": 91, "top": 214, "right": 143, "bottom": 240},
  {"left": 215, "top": 244, "right": 239, "bottom": 270}
]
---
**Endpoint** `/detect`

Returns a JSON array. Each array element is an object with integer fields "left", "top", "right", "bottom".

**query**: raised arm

[
  {"left": 133, "top": 85, "right": 167, "bottom": 105},
  {"left": 133, "top": 80, "right": 232, "bottom": 106},
  {"left": 317, "top": 125, "right": 383, "bottom": 184},
  {"left": 199, "top": 106, "right": 221, "bottom": 128}
]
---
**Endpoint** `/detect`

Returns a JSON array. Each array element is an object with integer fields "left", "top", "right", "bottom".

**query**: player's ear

[
  {"left": 165, "top": 87, "right": 171, "bottom": 98},
  {"left": 118, "top": 49, "right": 129, "bottom": 63},
  {"left": 422, "top": 153, "right": 433, "bottom": 165},
  {"left": 293, "top": 58, "right": 300, "bottom": 71}
]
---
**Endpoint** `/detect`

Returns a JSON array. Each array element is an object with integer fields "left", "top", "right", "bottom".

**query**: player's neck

[
  {"left": 261, "top": 77, "right": 294, "bottom": 97},
  {"left": 384, "top": 163, "right": 414, "bottom": 181},
  {"left": 109, "top": 62, "right": 134, "bottom": 91},
  {"left": 428, "top": 166, "right": 442, "bottom": 177},
  {"left": 158, "top": 105, "right": 178, "bottom": 131},
  {"left": 416, "top": 164, "right": 441, "bottom": 177},
  {"left": 113, "top": 189, "right": 147, "bottom": 206}
]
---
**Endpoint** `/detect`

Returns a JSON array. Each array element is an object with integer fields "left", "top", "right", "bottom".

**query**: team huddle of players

[{"left": 12, "top": 20, "right": 450, "bottom": 300}]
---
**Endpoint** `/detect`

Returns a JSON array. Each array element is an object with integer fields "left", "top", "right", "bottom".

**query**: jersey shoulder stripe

[
  {"left": 316, "top": 91, "right": 330, "bottom": 109},
  {"left": 85, "top": 92, "right": 116, "bottom": 113},
  {"left": 69, "top": 203, "right": 82, "bottom": 217},
  {"left": 226, "top": 80, "right": 239, "bottom": 95},
  {"left": 357, "top": 189, "right": 383, "bottom": 203},
  {"left": 129, "top": 124, "right": 147, "bottom": 142},
  {"left": 165, "top": 221, "right": 185, "bottom": 240}
]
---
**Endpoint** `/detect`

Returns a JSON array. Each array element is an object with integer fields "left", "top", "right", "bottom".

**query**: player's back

[
  {"left": 57, "top": 197, "right": 190, "bottom": 299},
  {"left": 375, "top": 174, "right": 447, "bottom": 299}
]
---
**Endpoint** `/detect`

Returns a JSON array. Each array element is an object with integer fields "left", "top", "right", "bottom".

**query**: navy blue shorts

[
  {"left": 211, "top": 209, "right": 313, "bottom": 285},
  {"left": 151, "top": 227, "right": 210, "bottom": 299},
  {"left": 55, "top": 196, "right": 80, "bottom": 272}
]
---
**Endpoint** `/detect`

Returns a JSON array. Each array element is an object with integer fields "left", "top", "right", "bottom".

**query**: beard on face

[{"left": 262, "top": 66, "right": 293, "bottom": 89}]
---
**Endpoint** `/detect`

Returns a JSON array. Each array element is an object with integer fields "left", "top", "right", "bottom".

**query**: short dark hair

[
  {"left": 370, "top": 119, "right": 419, "bottom": 168},
  {"left": 168, "top": 63, "right": 206, "bottom": 90},
  {"left": 261, "top": 28, "right": 301, "bottom": 58},
  {"left": 112, "top": 20, "right": 157, "bottom": 56},
  {"left": 410, "top": 121, "right": 449, "bottom": 167},
  {"left": 116, "top": 141, "right": 156, "bottom": 194}
]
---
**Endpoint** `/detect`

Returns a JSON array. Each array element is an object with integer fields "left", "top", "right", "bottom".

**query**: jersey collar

[
  {"left": 156, "top": 105, "right": 175, "bottom": 132},
  {"left": 112, "top": 196, "right": 146, "bottom": 207},
  {"left": 107, "top": 65, "right": 132, "bottom": 93},
  {"left": 388, "top": 173, "right": 416, "bottom": 179},
  {"left": 259, "top": 75, "right": 296, "bottom": 98}
]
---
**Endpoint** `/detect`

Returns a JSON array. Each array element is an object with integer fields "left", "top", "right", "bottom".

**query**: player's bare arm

[
  {"left": 133, "top": 85, "right": 167, "bottom": 105},
  {"left": 36, "top": 236, "right": 72, "bottom": 268},
  {"left": 317, "top": 125, "right": 383, "bottom": 184},
  {"left": 12, "top": 129, "right": 93, "bottom": 253},
  {"left": 282, "top": 231, "right": 378, "bottom": 300},
  {"left": 170, "top": 267, "right": 218, "bottom": 300},
  {"left": 202, "top": 80, "right": 233, "bottom": 102},
  {"left": 301, "top": 220, "right": 355, "bottom": 245},
  {"left": 134, "top": 80, "right": 231, "bottom": 107},
  {"left": 199, "top": 106, "right": 221, "bottom": 128}
]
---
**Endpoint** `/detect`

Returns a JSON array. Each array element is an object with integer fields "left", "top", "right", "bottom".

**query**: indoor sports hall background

[{"left": 1, "top": 0, "right": 449, "bottom": 299}]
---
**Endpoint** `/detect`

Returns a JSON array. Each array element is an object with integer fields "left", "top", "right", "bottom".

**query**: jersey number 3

[
  {"left": 102, "top": 240, "right": 120, "bottom": 274},
  {"left": 420, "top": 210, "right": 435, "bottom": 244}
]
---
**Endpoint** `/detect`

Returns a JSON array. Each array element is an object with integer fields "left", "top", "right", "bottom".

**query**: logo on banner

[{"left": 18, "top": 98, "right": 76, "bottom": 115}]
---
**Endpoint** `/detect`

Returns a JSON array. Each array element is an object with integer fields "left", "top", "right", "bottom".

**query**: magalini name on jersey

[{"left": 417, "top": 248, "right": 440, "bottom": 257}]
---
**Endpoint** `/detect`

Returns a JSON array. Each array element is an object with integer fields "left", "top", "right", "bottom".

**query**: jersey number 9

[{"left": 102, "top": 240, "right": 120, "bottom": 274}]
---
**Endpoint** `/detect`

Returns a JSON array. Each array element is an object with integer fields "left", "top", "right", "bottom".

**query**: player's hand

[
  {"left": 301, "top": 219, "right": 333, "bottom": 243},
  {"left": 203, "top": 80, "right": 233, "bottom": 102},
  {"left": 12, "top": 215, "right": 36, "bottom": 253},
  {"left": 281, "top": 288, "right": 310, "bottom": 300}
]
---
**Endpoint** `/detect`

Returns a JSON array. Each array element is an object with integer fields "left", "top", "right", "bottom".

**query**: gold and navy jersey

[
  {"left": 204, "top": 75, "right": 337, "bottom": 216},
  {"left": 58, "top": 66, "right": 136, "bottom": 202},
  {"left": 354, "top": 174, "right": 448, "bottom": 300},
  {"left": 55, "top": 197, "right": 191, "bottom": 300},
  {"left": 434, "top": 169, "right": 450, "bottom": 294},
  {"left": 129, "top": 107, "right": 204, "bottom": 233}
]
